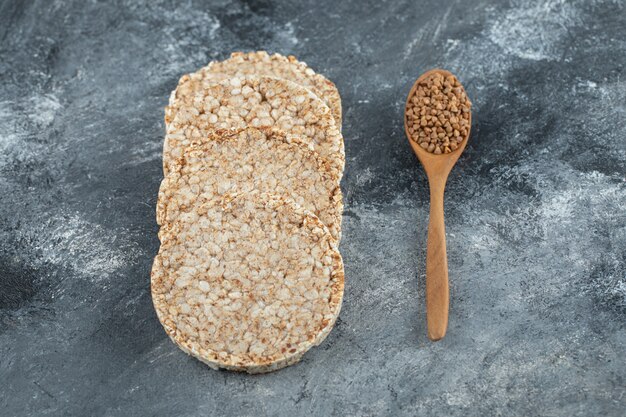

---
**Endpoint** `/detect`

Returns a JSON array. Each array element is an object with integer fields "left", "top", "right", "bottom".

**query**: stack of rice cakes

[{"left": 152, "top": 52, "right": 345, "bottom": 373}]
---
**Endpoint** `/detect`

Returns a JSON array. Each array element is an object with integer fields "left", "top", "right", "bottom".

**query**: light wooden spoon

[{"left": 404, "top": 69, "right": 472, "bottom": 341}]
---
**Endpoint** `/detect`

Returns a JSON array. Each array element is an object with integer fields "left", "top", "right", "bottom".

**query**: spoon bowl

[{"left": 404, "top": 68, "right": 471, "bottom": 341}]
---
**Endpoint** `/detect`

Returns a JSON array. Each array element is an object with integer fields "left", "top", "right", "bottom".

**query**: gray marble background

[{"left": 1, "top": 0, "right": 625, "bottom": 416}]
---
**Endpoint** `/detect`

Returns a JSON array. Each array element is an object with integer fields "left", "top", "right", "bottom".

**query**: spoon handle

[{"left": 426, "top": 177, "right": 449, "bottom": 341}]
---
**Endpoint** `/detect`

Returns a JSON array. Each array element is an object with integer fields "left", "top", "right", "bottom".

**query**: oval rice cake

[
  {"left": 157, "top": 127, "right": 343, "bottom": 241},
  {"left": 166, "top": 51, "right": 342, "bottom": 129},
  {"left": 151, "top": 192, "right": 344, "bottom": 374},
  {"left": 163, "top": 76, "right": 344, "bottom": 177}
]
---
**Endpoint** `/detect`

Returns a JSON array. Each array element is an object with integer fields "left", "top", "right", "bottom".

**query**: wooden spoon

[{"left": 404, "top": 69, "right": 472, "bottom": 341}]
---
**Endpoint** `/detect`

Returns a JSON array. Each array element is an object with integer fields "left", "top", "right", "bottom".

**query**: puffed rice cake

[
  {"left": 163, "top": 76, "right": 345, "bottom": 177},
  {"left": 157, "top": 127, "right": 343, "bottom": 241},
  {"left": 166, "top": 51, "right": 342, "bottom": 129},
  {"left": 151, "top": 192, "right": 345, "bottom": 374}
]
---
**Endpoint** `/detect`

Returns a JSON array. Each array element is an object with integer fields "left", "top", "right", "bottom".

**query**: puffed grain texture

[
  {"left": 157, "top": 127, "right": 343, "bottom": 241},
  {"left": 162, "top": 76, "right": 345, "bottom": 177},
  {"left": 166, "top": 51, "right": 342, "bottom": 129},
  {"left": 151, "top": 192, "right": 345, "bottom": 374}
]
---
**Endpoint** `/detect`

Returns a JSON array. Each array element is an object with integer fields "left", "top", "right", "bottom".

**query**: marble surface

[{"left": 1, "top": 0, "right": 625, "bottom": 415}]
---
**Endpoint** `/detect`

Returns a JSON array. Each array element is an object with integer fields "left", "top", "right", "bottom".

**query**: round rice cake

[
  {"left": 157, "top": 127, "right": 343, "bottom": 241},
  {"left": 162, "top": 76, "right": 345, "bottom": 177},
  {"left": 166, "top": 51, "right": 342, "bottom": 129},
  {"left": 151, "top": 192, "right": 345, "bottom": 374}
]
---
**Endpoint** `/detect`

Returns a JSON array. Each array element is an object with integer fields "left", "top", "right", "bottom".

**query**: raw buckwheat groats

[
  {"left": 405, "top": 72, "right": 471, "bottom": 154},
  {"left": 152, "top": 52, "right": 345, "bottom": 373}
]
